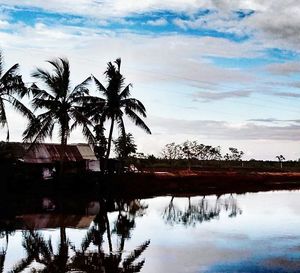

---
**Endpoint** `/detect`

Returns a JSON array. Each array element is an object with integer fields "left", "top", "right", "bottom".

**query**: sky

[{"left": 1, "top": 1, "right": 300, "bottom": 160}]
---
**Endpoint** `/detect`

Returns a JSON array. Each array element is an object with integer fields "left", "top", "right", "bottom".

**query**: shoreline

[
  {"left": 3, "top": 170, "right": 300, "bottom": 198},
  {"left": 99, "top": 170, "right": 300, "bottom": 198}
]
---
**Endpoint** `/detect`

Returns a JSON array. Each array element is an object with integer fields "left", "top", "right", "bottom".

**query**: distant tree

[
  {"left": 113, "top": 133, "right": 137, "bottom": 159},
  {"left": 224, "top": 147, "right": 244, "bottom": 161},
  {"left": 0, "top": 51, "right": 32, "bottom": 141},
  {"left": 180, "top": 140, "right": 199, "bottom": 170},
  {"left": 208, "top": 146, "right": 222, "bottom": 160},
  {"left": 161, "top": 142, "right": 181, "bottom": 161},
  {"left": 276, "top": 155, "right": 285, "bottom": 169},
  {"left": 196, "top": 144, "right": 222, "bottom": 160}
]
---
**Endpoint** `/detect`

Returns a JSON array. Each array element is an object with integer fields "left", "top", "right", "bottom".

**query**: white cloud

[
  {"left": 0, "top": 20, "right": 9, "bottom": 28},
  {"left": 2, "top": 0, "right": 300, "bottom": 49},
  {"left": 148, "top": 116, "right": 300, "bottom": 141},
  {"left": 193, "top": 90, "right": 253, "bottom": 101},
  {"left": 146, "top": 18, "right": 168, "bottom": 26}
]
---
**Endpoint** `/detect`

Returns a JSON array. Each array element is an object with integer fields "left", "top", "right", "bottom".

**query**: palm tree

[
  {"left": 0, "top": 51, "right": 32, "bottom": 141},
  {"left": 23, "top": 57, "right": 95, "bottom": 146},
  {"left": 91, "top": 58, "right": 151, "bottom": 159}
]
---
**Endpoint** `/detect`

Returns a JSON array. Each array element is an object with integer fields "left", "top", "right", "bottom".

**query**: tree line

[
  {"left": 0, "top": 52, "right": 151, "bottom": 159},
  {"left": 161, "top": 141, "right": 244, "bottom": 161}
]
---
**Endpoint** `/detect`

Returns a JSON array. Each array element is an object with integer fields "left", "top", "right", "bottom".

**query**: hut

[{"left": 0, "top": 142, "right": 100, "bottom": 179}]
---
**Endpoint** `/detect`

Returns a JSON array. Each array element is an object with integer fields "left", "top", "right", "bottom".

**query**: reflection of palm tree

[
  {"left": 163, "top": 195, "right": 242, "bottom": 226},
  {"left": 91, "top": 58, "right": 151, "bottom": 158},
  {"left": 162, "top": 196, "right": 181, "bottom": 226},
  {"left": 71, "top": 238, "right": 150, "bottom": 273},
  {"left": 70, "top": 198, "right": 150, "bottom": 273},
  {"left": 10, "top": 230, "right": 70, "bottom": 273},
  {"left": 0, "top": 220, "right": 16, "bottom": 273},
  {"left": 224, "top": 194, "right": 242, "bottom": 217},
  {"left": 0, "top": 51, "right": 31, "bottom": 141}
]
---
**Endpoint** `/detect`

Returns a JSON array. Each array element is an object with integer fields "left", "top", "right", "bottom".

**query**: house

[{"left": 0, "top": 142, "right": 100, "bottom": 179}]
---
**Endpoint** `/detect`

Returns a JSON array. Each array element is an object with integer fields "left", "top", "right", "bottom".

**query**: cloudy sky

[{"left": 1, "top": 1, "right": 300, "bottom": 159}]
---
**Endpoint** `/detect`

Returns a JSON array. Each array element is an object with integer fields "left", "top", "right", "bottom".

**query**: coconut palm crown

[
  {"left": 23, "top": 58, "right": 95, "bottom": 145},
  {"left": 0, "top": 51, "right": 32, "bottom": 141},
  {"left": 91, "top": 58, "right": 151, "bottom": 158}
]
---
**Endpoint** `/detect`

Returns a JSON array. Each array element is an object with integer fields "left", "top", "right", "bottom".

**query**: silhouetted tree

[
  {"left": 0, "top": 51, "right": 32, "bottom": 141},
  {"left": 224, "top": 147, "right": 244, "bottom": 161},
  {"left": 23, "top": 58, "right": 95, "bottom": 146},
  {"left": 92, "top": 58, "right": 151, "bottom": 159},
  {"left": 113, "top": 133, "right": 137, "bottom": 159},
  {"left": 276, "top": 155, "right": 285, "bottom": 169}
]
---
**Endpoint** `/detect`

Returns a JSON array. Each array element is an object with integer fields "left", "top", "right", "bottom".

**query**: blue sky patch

[{"left": 2, "top": 5, "right": 249, "bottom": 41}]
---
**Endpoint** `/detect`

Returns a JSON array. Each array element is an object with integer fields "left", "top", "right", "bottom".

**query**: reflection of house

[
  {"left": 0, "top": 142, "right": 100, "bottom": 179},
  {"left": 15, "top": 214, "right": 96, "bottom": 229}
]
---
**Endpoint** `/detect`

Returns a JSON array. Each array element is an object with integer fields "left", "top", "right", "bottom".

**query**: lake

[{"left": 1, "top": 190, "right": 300, "bottom": 272}]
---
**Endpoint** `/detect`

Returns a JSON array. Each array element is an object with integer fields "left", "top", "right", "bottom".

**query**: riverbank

[
  {"left": 3, "top": 169, "right": 300, "bottom": 198},
  {"left": 99, "top": 170, "right": 300, "bottom": 198}
]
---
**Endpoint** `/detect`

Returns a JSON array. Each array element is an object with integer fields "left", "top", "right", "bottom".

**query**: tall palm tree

[
  {"left": 0, "top": 51, "right": 32, "bottom": 141},
  {"left": 23, "top": 58, "right": 95, "bottom": 146},
  {"left": 91, "top": 58, "right": 151, "bottom": 159}
]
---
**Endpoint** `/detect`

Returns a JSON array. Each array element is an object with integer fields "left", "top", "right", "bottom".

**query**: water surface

[{"left": 1, "top": 190, "right": 300, "bottom": 272}]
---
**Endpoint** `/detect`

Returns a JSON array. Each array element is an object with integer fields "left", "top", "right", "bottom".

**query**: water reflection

[
  {"left": 163, "top": 194, "right": 242, "bottom": 226},
  {"left": 2, "top": 191, "right": 300, "bottom": 272},
  {"left": 0, "top": 197, "right": 150, "bottom": 272}
]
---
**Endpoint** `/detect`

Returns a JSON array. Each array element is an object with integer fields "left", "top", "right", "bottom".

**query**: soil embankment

[{"left": 102, "top": 170, "right": 300, "bottom": 198}]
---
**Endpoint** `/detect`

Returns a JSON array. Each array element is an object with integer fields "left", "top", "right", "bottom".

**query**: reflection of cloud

[
  {"left": 262, "top": 257, "right": 300, "bottom": 271},
  {"left": 145, "top": 244, "right": 250, "bottom": 273}
]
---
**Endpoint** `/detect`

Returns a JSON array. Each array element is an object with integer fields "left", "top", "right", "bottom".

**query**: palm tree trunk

[
  {"left": 59, "top": 123, "right": 68, "bottom": 178},
  {"left": 106, "top": 116, "right": 115, "bottom": 159}
]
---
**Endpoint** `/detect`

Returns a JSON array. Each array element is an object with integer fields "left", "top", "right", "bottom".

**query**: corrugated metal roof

[
  {"left": 22, "top": 143, "right": 96, "bottom": 163},
  {"left": 77, "top": 144, "right": 97, "bottom": 160}
]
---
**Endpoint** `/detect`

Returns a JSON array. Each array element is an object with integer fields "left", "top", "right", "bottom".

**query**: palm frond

[
  {"left": 23, "top": 115, "right": 54, "bottom": 143},
  {"left": 125, "top": 108, "right": 151, "bottom": 134},
  {"left": 93, "top": 75, "right": 107, "bottom": 95},
  {"left": 8, "top": 96, "right": 34, "bottom": 120},
  {"left": 1, "top": 63, "right": 19, "bottom": 83},
  {"left": 115, "top": 58, "right": 121, "bottom": 72},
  {"left": 119, "top": 84, "right": 132, "bottom": 99},
  {"left": 8, "top": 256, "right": 35, "bottom": 273},
  {"left": 121, "top": 98, "right": 146, "bottom": 117},
  {"left": 0, "top": 64, "right": 26, "bottom": 97},
  {"left": 31, "top": 98, "right": 60, "bottom": 112},
  {"left": 30, "top": 85, "right": 55, "bottom": 100},
  {"left": 70, "top": 76, "right": 91, "bottom": 99},
  {"left": 70, "top": 108, "right": 96, "bottom": 144},
  {"left": 122, "top": 240, "right": 150, "bottom": 269},
  {"left": 31, "top": 68, "right": 54, "bottom": 90}
]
